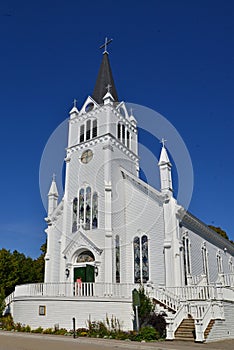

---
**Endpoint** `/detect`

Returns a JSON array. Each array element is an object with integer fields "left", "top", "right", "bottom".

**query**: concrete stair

[
  {"left": 204, "top": 319, "right": 215, "bottom": 339},
  {"left": 175, "top": 317, "right": 195, "bottom": 341}
]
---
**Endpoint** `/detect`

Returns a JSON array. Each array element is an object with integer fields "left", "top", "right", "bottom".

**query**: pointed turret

[
  {"left": 92, "top": 52, "right": 118, "bottom": 104},
  {"left": 158, "top": 140, "right": 173, "bottom": 194},
  {"left": 48, "top": 175, "right": 59, "bottom": 216}
]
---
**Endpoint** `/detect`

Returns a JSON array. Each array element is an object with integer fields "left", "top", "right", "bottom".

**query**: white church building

[{"left": 5, "top": 45, "right": 234, "bottom": 342}]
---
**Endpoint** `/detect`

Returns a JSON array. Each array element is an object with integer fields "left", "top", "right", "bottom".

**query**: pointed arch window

[
  {"left": 228, "top": 257, "right": 233, "bottom": 272},
  {"left": 86, "top": 120, "right": 91, "bottom": 140},
  {"left": 134, "top": 237, "right": 141, "bottom": 283},
  {"left": 122, "top": 124, "right": 125, "bottom": 144},
  {"left": 117, "top": 123, "right": 121, "bottom": 140},
  {"left": 72, "top": 198, "right": 78, "bottom": 233},
  {"left": 80, "top": 125, "right": 84, "bottom": 143},
  {"left": 201, "top": 243, "right": 209, "bottom": 283},
  {"left": 79, "top": 188, "right": 85, "bottom": 222},
  {"left": 92, "top": 192, "right": 98, "bottom": 228},
  {"left": 116, "top": 235, "right": 120, "bottom": 283},
  {"left": 92, "top": 119, "right": 97, "bottom": 138},
  {"left": 182, "top": 236, "right": 191, "bottom": 285},
  {"left": 141, "top": 235, "right": 149, "bottom": 283},
  {"left": 134, "top": 235, "right": 149, "bottom": 283},
  {"left": 216, "top": 251, "right": 223, "bottom": 274},
  {"left": 76, "top": 186, "right": 98, "bottom": 231},
  {"left": 127, "top": 130, "right": 130, "bottom": 148},
  {"left": 85, "top": 186, "right": 91, "bottom": 230}
]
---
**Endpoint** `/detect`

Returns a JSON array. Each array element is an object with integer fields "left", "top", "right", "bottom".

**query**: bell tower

[{"left": 59, "top": 41, "right": 139, "bottom": 284}]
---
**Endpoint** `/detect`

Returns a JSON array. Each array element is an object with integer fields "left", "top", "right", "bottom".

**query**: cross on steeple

[
  {"left": 160, "top": 138, "right": 167, "bottom": 148},
  {"left": 106, "top": 84, "right": 112, "bottom": 93},
  {"left": 73, "top": 98, "right": 77, "bottom": 107},
  {"left": 100, "top": 37, "right": 113, "bottom": 54},
  {"left": 52, "top": 173, "right": 56, "bottom": 182}
]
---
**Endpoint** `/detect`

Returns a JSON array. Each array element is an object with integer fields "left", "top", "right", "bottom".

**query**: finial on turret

[{"left": 160, "top": 138, "right": 167, "bottom": 148}]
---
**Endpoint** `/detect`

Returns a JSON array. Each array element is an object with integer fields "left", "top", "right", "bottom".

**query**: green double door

[{"left": 74, "top": 265, "right": 95, "bottom": 283}]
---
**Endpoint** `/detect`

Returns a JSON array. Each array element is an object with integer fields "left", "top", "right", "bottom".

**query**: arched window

[
  {"left": 77, "top": 250, "right": 95, "bottom": 262},
  {"left": 122, "top": 124, "right": 125, "bottom": 144},
  {"left": 92, "top": 192, "right": 98, "bottom": 228},
  {"left": 127, "top": 130, "right": 130, "bottom": 148},
  {"left": 85, "top": 186, "right": 91, "bottom": 230},
  {"left": 76, "top": 187, "right": 98, "bottom": 231},
  {"left": 80, "top": 124, "right": 84, "bottom": 143},
  {"left": 182, "top": 236, "right": 191, "bottom": 285},
  {"left": 216, "top": 251, "right": 223, "bottom": 273},
  {"left": 92, "top": 119, "right": 97, "bottom": 138},
  {"left": 79, "top": 188, "right": 85, "bottom": 222},
  {"left": 72, "top": 198, "right": 78, "bottom": 233},
  {"left": 141, "top": 235, "right": 149, "bottom": 283},
  {"left": 134, "top": 237, "right": 141, "bottom": 283},
  {"left": 201, "top": 243, "right": 209, "bottom": 283},
  {"left": 133, "top": 235, "right": 149, "bottom": 283},
  {"left": 86, "top": 119, "right": 91, "bottom": 140},
  {"left": 116, "top": 235, "right": 120, "bottom": 283},
  {"left": 228, "top": 257, "right": 233, "bottom": 272},
  {"left": 117, "top": 123, "right": 121, "bottom": 140}
]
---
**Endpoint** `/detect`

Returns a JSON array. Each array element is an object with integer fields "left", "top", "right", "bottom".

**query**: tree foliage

[
  {"left": 0, "top": 242, "right": 46, "bottom": 311},
  {"left": 208, "top": 225, "right": 233, "bottom": 244}
]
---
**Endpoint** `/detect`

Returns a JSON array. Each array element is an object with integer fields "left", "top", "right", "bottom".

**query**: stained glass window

[
  {"left": 141, "top": 235, "right": 149, "bottom": 283},
  {"left": 72, "top": 198, "right": 78, "bottom": 233},
  {"left": 92, "top": 192, "right": 98, "bottom": 229},
  {"left": 79, "top": 188, "right": 84, "bottom": 223},
  {"left": 116, "top": 235, "right": 120, "bottom": 283},
  {"left": 134, "top": 237, "right": 140, "bottom": 283},
  {"left": 85, "top": 186, "right": 91, "bottom": 230}
]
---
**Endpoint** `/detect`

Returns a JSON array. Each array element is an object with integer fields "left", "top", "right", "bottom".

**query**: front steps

[
  {"left": 204, "top": 319, "right": 215, "bottom": 339},
  {"left": 175, "top": 317, "right": 195, "bottom": 341}
]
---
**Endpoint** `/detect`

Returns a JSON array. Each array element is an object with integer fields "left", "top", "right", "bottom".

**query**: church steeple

[
  {"left": 48, "top": 175, "right": 59, "bottom": 216},
  {"left": 158, "top": 139, "right": 173, "bottom": 194},
  {"left": 92, "top": 41, "right": 118, "bottom": 104}
]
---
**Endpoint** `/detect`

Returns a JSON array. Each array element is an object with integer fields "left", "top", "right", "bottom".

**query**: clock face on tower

[{"left": 80, "top": 149, "right": 93, "bottom": 164}]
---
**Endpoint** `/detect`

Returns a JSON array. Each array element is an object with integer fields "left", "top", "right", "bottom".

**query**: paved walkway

[{"left": 0, "top": 331, "right": 233, "bottom": 350}]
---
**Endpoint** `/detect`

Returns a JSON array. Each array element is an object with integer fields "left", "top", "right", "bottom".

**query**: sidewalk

[{"left": 0, "top": 331, "right": 233, "bottom": 350}]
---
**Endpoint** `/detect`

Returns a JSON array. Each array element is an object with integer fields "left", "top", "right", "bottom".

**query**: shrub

[
  {"left": 147, "top": 312, "right": 166, "bottom": 338},
  {"left": 43, "top": 328, "right": 54, "bottom": 334},
  {"left": 54, "top": 328, "right": 67, "bottom": 335},
  {"left": 1, "top": 314, "right": 14, "bottom": 331},
  {"left": 31, "top": 326, "right": 43, "bottom": 333},
  {"left": 135, "top": 326, "right": 160, "bottom": 341}
]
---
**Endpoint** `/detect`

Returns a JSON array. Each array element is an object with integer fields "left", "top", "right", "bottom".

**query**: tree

[
  {"left": 0, "top": 241, "right": 46, "bottom": 303},
  {"left": 208, "top": 225, "right": 233, "bottom": 244}
]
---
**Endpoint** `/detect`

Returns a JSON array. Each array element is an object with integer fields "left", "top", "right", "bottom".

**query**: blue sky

[{"left": 0, "top": 0, "right": 233, "bottom": 258}]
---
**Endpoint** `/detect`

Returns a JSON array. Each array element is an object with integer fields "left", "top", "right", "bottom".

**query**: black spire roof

[{"left": 92, "top": 52, "right": 118, "bottom": 104}]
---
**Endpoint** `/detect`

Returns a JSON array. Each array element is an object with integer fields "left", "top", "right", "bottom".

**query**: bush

[
  {"left": 54, "top": 328, "right": 67, "bottom": 335},
  {"left": 1, "top": 314, "right": 14, "bottom": 331},
  {"left": 135, "top": 326, "right": 160, "bottom": 341},
  {"left": 147, "top": 312, "right": 166, "bottom": 338},
  {"left": 31, "top": 326, "right": 43, "bottom": 333}
]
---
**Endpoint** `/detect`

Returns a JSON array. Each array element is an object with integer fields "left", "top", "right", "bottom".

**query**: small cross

[
  {"left": 160, "top": 138, "right": 167, "bottom": 148},
  {"left": 130, "top": 107, "right": 134, "bottom": 115},
  {"left": 73, "top": 98, "right": 77, "bottom": 107},
  {"left": 52, "top": 173, "right": 56, "bottom": 181},
  {"left": 106, "top": 84, "right": 112, "bottom": 93},
  {"left": 100, "top": 37, "right": 113, "bottom": 54}
]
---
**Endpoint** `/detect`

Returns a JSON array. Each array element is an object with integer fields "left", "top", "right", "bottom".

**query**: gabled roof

[{"left": 92, "top": 53, "right": 118, "bottom": 104}]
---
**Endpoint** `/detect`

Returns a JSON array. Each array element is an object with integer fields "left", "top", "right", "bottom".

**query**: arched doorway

[{"left": 73, "top": 250, "right": 95, "bottom": 283}]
